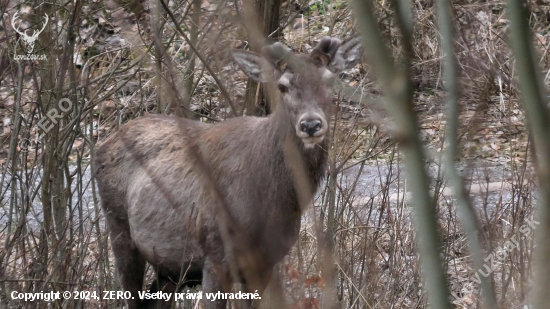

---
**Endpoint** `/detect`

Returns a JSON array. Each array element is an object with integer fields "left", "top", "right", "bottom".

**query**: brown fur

[{"left": 93, "top": 36, "right": 363, "bottom": 309}]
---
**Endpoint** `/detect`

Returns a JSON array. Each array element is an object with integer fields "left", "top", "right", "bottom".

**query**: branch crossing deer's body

[{"left": 93, "top": 36, "right": 363, "bottom": 309}]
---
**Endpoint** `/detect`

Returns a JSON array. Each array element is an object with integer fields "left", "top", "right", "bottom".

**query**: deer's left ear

[
  {"left": 311, "top": 50, "right": 330, "bottom": 68},
  {"left": 329, "top": 36, "right": 364, "bottom": 73},
  {"left": 311, "top": 36, "right": 342, "bottom": 68}
]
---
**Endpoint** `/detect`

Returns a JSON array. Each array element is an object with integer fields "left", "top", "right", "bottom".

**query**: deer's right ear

[
  {"left": 329, "top": 36, "right": 364, "bottom": 73},
  {"left": 231, "top": 50, "right": 273, "bottom": 83}
]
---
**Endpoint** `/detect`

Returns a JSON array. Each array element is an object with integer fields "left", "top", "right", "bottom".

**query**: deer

[{"left": 92, "top": 36, "right": 363, "bottom": 309}]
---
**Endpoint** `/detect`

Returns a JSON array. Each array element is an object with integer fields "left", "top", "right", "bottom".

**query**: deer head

[{"left": 231, "top": 37, "right": 364, "bottom": 149}]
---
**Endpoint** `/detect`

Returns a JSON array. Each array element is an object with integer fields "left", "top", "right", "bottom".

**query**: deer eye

[{"left": 278, "top": 83, "right": 288, "bottom": 93}]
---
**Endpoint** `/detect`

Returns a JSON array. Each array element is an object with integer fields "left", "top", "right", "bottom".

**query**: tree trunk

[
  {"left": 244, "top": 0, "right": 281, "bottom": 116},
  {"left": 183, "top": 0, "right": 201, "bottom": 119}
]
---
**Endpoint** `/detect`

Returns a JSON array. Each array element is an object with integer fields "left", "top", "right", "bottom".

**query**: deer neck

[{"left": 267, "top": 104, "right": 329, "bottom": 194}]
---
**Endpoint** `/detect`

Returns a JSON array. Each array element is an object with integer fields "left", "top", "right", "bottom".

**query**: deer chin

[{"left": 301, "top": 136, "right": 325, "bottom": 149}]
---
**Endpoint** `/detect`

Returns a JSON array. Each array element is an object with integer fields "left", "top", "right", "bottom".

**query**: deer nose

[{"left": 300, "top": 120, "right": 322, "bottom": 137}]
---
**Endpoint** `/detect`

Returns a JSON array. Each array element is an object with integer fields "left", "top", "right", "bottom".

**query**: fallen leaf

[{"left": 305, "top": 275, "right": 325, "bottom": 288}]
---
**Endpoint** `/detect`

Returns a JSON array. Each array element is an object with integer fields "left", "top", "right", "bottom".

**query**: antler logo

[{"left": 11, "top": 12, "right": 48, "bottom": 54}]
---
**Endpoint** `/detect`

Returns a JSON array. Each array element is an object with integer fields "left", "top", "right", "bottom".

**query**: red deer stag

[{"left": 93, "top": 36, "right": 363, "bottom": 309}]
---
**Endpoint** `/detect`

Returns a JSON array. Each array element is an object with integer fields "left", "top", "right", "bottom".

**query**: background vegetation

[{"left": 1, "top": 0, "right": 549, "bottom": 308}]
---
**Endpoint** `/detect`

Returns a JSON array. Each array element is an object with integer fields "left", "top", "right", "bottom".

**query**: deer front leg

[{"left": 202, "top": 258, "right": 230, "bottom": 309}]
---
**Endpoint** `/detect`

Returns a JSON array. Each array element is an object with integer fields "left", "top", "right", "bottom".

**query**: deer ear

[
  {"left": 311, "top": 50, "right": 330, "bottom": 68},
  {"left": 329, "top": 36, "right": 364, "bottom": 73},
  {"left": 231, "top": 50, "right": 273, "bottom": 83},
  {"left": 312, "top": 37, "right": 342, "bottom": 61}
]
